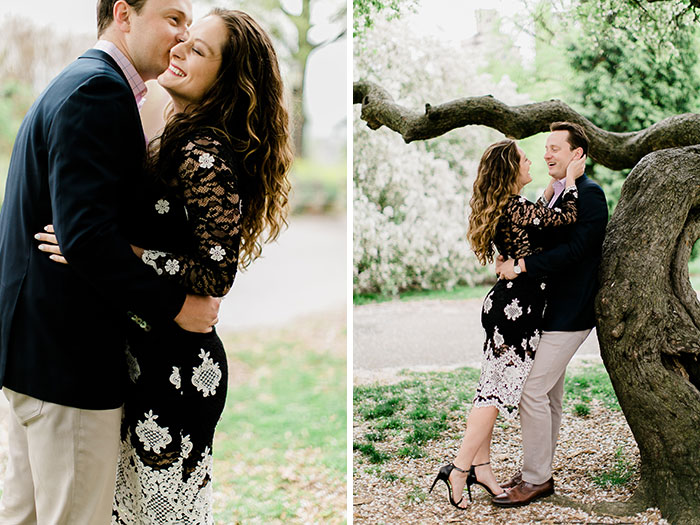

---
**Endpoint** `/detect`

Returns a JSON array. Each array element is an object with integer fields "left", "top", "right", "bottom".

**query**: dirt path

[
  {"left": 353, "top": 298, "right": 602, "bottom": 384},
  {"left": 218, "top": 214, "right": 347, "bottom": 332}
]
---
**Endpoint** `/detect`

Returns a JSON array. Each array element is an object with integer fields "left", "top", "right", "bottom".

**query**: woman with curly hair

[
  {"left": 430, "top": 139, "right": 584, "bottom": 509},
  {"left": 37, "top": 9, "right": 292, "bottom": 522}
]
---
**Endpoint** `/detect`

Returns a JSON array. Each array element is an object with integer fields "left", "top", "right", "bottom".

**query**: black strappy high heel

[
  {"left": 467, "top": 461, "right": 498, "bottom": 497},
  {"left": 429, "top": 462, "right": 471, "bottom": 508}
]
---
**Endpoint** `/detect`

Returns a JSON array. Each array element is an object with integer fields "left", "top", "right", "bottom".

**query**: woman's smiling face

[{"left": 157, "top": 14, "right": 227, "bottom": 111}]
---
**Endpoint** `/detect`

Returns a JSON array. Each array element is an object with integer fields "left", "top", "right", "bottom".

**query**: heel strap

[
  {"left": 450, "top": 462, "right": 470, "bottom": 473},
  {"left": 472, "top": 461, "right": 490, "bottom": 467}
]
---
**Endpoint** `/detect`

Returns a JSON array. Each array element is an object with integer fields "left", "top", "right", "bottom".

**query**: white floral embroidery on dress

[
  {"left": 169, "top": 367, "right": 181, "bottom": 390},
  {"left": 125, "top": 346, "right": 141, "bottom": 383},
  {"left": 209, "top": 245, "right": 226, "bottom": 261},
  {"left": 155, "top": 199, "right": 170, "bottom": 214},
  {"left": 541, "top": 282, "right": 546, "bottom": 290},
  {"left": 529, "top": 330, "right": 541, "bottom": 351},
  {"left": 504, "top": 299, "right": 523, "bottom": 321},
  {"left": 507, "top": 282, "right": 513, "bottom": 289},
  {"left": 165, "top": 259, "right": 180, "bottom": 275},
  {"left": 181, "top": 433, "right": 193, "bottom": 459},
  {"left": 141, "top": 250, "right": 167, "bottom": 275},
  {"left": 483, "top": 292, "right": 493, "bottom": 314},
  {"left": 198, "top": 152, "right": 215, "bottom": 169},
  {"left": 473, "top": 342, "right": 535, "bottom": 419},
  {"left": 135, "top": 410, "right": 172, "bottom": 454},
  {"left": 533, "top": 217, "right": 540, "bottom": 226},
  {"left": 113, "top": 430, "right": 214, "bottom": 525},
  {"left": 493, "top": 327, "right": 504, "bottom": 348},
  {"left": 191, "top": 349, "right": 222, "bottom": 397}
]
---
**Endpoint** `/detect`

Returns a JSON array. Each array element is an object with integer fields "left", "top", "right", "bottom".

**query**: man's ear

[{"left": 113, "top": 0, "right": 132, "bottom": 32}]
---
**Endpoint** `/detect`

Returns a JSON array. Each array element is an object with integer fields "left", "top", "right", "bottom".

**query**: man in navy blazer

[
  {"left": 492, "top": 122, "right": 608, "bottom": 507},
  {"left": 0, "top": 0, "right": 223, "bottom": 522}
]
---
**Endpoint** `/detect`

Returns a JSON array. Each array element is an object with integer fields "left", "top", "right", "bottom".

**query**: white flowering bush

[{"left": 354, "top": 18, "right": 530, "bottom": 296}]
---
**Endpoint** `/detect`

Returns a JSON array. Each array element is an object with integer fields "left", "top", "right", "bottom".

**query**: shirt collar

[
  {"left": 552, "top": 178, "right": 567, "bottom": 192},
  {"left": 93, "top": 40, "right": 148, "bottom": 109}
]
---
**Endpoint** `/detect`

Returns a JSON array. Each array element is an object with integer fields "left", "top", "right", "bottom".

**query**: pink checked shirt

[{"left": 93, "top": 40, "right": 147, "bottom": 109}]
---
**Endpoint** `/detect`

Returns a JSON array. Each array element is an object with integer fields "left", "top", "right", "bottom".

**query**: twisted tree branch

[{"left": 354, "top": 80, "right": 700, "bottom": 170}]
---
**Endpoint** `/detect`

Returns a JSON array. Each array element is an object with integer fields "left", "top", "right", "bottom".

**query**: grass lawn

[
  {"left": 352, "top": 364, "right": 655, "bottom": 524},
  {"left": 213, "top": 312, "right": 347, "bottom": 524},
  {"left": 353, "top": 364, "right": 621, "bottom": 470}
]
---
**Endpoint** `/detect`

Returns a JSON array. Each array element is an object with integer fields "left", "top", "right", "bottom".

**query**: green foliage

[
  {"left": 564, "top": 363, "right": 620, "bottom": 411},
  {"left": 539, "top": 0, "right": 700, "bottom": 211},
  {"left": 592, "top": 447, "right": 636, "bottom": 487},
  {"left": 289, "top": 157, "right": 346, "bottom": 215},
  {"left": 480, "top": 1, "right": 700, "bottom": 215},
  {"left": 568, "top": 0, "right": 700, "bottom": 133},
  {"left": 397, "top": 444, "right": 425, "bottom": 458},
  {"left": 405, "top": 485, "right": 427, "bottom": 503},
  {"left": 404, "top": 419, "right": 448, "bottom": 444},
  {"left": 365, "top": 431, "right": 387, "bottom": 442},
  {"left": 0, "top": 80, "right": 34, "bottom": 210},
  {"left": 354, "top": 441, "right": 391, "bottom": 464},
  {"left": 573, "top": 402, "right": 591, "bottom": 417},
  {"left": 353, "top": 0, "right": 418, "bottom": 37},
  {"left": 361, "top": 397, "right": 404, "bottom": 419}
]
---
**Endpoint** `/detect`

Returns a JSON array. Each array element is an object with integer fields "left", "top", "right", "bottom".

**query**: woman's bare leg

[
  {"left": 448, "top": 406, "right": 499, "bottom": 507},
  {"left": 471, "top": 424, "right": 504, "bottom": 496}
]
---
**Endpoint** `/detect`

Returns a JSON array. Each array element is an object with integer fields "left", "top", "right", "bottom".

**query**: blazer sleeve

[
  {"left": 522, "top": 182, "right": 608, "bottom": 278},
  {"left": 46, "top": 73, "right": 186, "bottom": 322}
]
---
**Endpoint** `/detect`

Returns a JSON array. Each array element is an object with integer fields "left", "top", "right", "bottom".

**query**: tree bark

[
  {"left": 595, "top": 146, "right": 700, "bottom": 524},
  {"left": 354, "top": 80, "right": 700, "bottom": 170},
  {"left": 353, "top": 81, "right": 700, "bottom": 522}
]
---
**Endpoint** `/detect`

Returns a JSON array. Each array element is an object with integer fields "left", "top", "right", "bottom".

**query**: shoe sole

[{"left": 492, "top": 488, "right": 554, "bottom": 508}]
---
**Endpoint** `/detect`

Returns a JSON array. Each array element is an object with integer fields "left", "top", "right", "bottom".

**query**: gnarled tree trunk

[
  {"left": 353, "top": 82, "right": 700, "bottom": 523},
  {"left": 596, "top": 146, "right": 700, "bottom": 524}
]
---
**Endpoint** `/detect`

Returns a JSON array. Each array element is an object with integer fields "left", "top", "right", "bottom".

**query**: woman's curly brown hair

[
  {"left": 467, "top": 139, "right": 521, "bottom": 265},
  {"left": 150, "top": 9, "right": 293, "bottom": 269}
]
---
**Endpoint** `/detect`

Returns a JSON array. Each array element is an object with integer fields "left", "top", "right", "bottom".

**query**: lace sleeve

[
  {"left": 141, "top": 138, "right": 241, "bottom": 297},
  {"left": 511, "top": 186, "right": 578, "bottom": 228},
  {"left": 536, "top": 193, "right": 550, "bottom": 207}
]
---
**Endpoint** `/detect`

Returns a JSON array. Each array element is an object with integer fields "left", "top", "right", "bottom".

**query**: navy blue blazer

[
  {"left": 523, "top": 175, "right": 608, "bottom": 332},
  {"left": 0, "top": 49, "right": 186, "bottom": 409}
]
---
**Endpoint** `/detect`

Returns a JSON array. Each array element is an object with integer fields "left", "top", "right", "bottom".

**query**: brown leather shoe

[
  {"left": 500, "top": 471, "right": 521, "bottom": 490},
  {"left": 491, "top": 477, "right": 554, "bottom": 507}
]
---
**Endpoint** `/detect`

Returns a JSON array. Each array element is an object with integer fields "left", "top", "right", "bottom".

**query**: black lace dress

[
  {"left": 112, "top": 134, "right": 242, "bottom": 524},
  {"left": 473, "top": 187, "right": 578, "bottom": 418}
]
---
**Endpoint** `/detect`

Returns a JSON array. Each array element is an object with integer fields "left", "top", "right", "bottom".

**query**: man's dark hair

[
  {"left": 550, "top": 121, "right": 589, "bottom": 156},
  {"left": 97, "top": 0, "right": 148, "bottom": 37}
]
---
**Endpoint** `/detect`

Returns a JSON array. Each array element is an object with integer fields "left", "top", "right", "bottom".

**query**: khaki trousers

[
  {"left": 519, "top": 329, "right": 591, "bottom": 485},
  {"left": 0, "top": 388, "right": 121, "bottom": 525}
]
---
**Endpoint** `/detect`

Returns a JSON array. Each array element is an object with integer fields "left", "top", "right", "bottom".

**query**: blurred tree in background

[
  {"left": 198, "top": 0, "right": 347, "bottom": 214},
  {"left": 202, "top": 0, "right": 346, "bottom": 158},
  {"left": 0, "top": 16, "right": 93, "bottom": 206},
  {"left": 513, "top": 0, "right": 700, "bottom": 214},
  {"left": 354, "top": 0, "right": 700, "bottom": 295}
]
